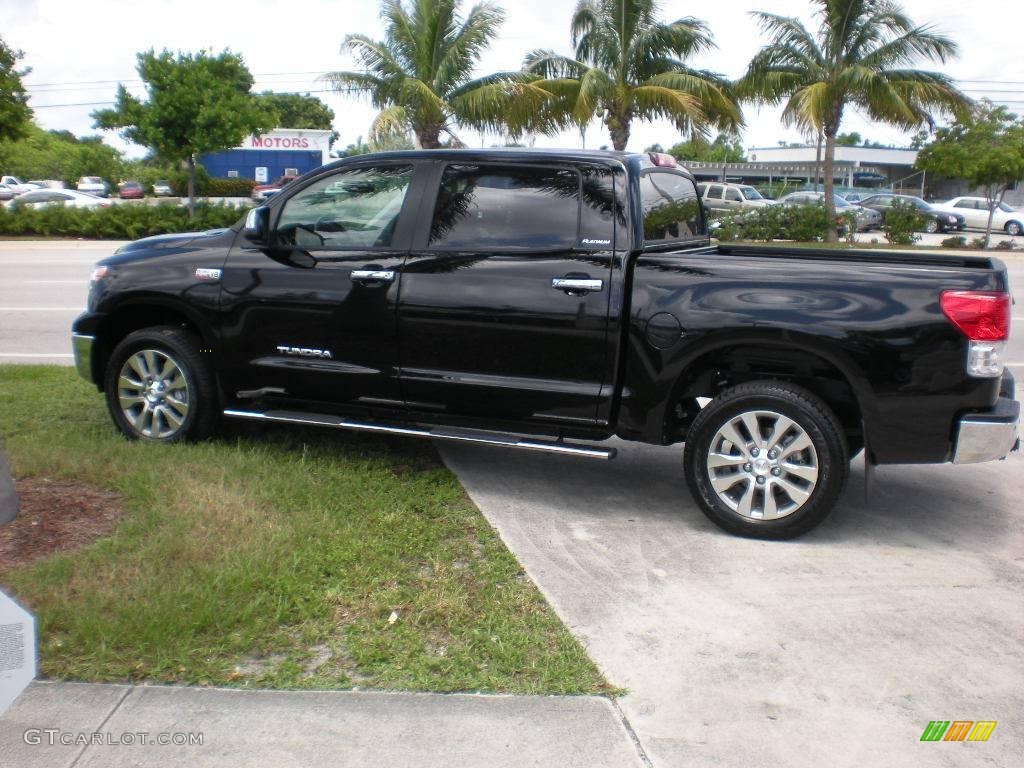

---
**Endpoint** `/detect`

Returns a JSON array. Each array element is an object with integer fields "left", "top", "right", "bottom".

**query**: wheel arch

[
  {"left": 93, "top": 296, "right": 217, "bottom": 392},
  {"left": 662, "top": 333, "right": 875, "bottom": 455}
]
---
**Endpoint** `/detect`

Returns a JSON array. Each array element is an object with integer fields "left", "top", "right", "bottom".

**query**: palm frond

[
  {"left": 434, "top": 2, "right": 505, "bottom": 95},
  {"left": 369, "top": 105, "right": 410, "bottom": 144}
]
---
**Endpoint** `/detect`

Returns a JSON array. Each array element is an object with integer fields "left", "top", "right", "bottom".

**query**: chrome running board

[{"left": 223, "top": 408, "right": 617, "bottom": 460}]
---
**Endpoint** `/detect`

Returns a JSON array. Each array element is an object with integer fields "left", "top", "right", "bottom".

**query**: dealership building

[{"left": 199, "top": 129, "right": 333, "bottom": 183}]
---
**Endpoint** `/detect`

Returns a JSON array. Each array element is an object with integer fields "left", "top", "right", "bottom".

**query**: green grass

[{"left": 0, "top": 366, "right": 610, "bottom": 694}]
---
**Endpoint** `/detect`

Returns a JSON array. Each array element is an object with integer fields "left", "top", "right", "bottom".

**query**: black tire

[
  {"left": 104, "top": 325, "right": 218, "bottom": 443},
  {"left": 924, "top": 219, "right": 939, "bottom": 234},
  {"left": 1005, "top": 221, "right": 1023, "bottom": 237},
  {"left": 683, "top": 381, "right": 849, "bottom": 540}
]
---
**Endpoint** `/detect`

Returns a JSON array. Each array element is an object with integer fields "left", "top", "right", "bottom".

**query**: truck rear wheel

[
  {"left": 683, "top": 381, "right": 849, "bottom": 539},
  {"left": 104, "top": 326, "right": 218, "bottom": 443}
]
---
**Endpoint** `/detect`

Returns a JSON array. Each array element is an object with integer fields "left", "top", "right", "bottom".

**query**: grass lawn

[{"left": 0, "top": 366, "right": 610, "bottom": 695}]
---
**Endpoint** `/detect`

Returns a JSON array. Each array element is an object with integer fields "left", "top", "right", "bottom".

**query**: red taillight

[
  {"left": 940, "top": 290, "right": 1010, "bottom": 341},
  {"left": 649, "top": 152, "right": 677, "bottom": 167}
]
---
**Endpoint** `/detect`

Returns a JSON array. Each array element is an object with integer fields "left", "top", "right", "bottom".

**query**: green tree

[
  {"left": 93, "top": 49, "right": 276, "bottom": 217},
  {"left": 835, "top": 132, "right": 862, "bottom": 146},
  {"left": 916, "top": 102, "right": 1024, "bottom": 247},
  {"left": 325, "top": 0, "right": 551, "bottom": 149},
  {"left": 258, "top": 92, "right": 338, "bottom": 145},
  {"left": 0, "top": 126, "right": 125, "bottom": 188},
  {"left": 666, "top": 132, "right": 745, "bottom": 162},
  {"left": 0, "top": 36, "right": 32, "bottom": 144},
  {"left": 523, "top": 0, "right": 741, "bottom": 151},
  {"left": 738, "top": 0, "right": 971, "bottom": 241}
]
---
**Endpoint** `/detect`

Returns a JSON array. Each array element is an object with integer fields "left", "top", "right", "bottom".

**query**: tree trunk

[
  {"left": 607, "top": 112, "right": 631, "bottom": 152},
  {"left": 983, "top": 187, "right": 1006, "bottom": 249},
  {"left": 187, "top": 154, "right": 195, "bottom": 221},
  {"left": 814, "top": 130, "right": 823, "bottom": 192},
  {"left": 823, "top": 124, "right": 839, "bottom": 243},
  {"left": 415, "top": 123, "right": 443, "bottom": 149}
]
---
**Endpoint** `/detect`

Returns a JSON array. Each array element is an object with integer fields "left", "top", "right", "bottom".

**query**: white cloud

[{"left": 8, "top": 0, "right": 1024, "bottom": 158}]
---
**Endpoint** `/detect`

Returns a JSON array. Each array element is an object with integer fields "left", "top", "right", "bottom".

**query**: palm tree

[
  {"left": 523, "top": 0, "right": 741, "bottom": 151},
  {"left": 738, "top": 0, "right": 972, "bottom": 241},
  {"left": 324, "top": 0, "right": 555, "bottom": 149}
]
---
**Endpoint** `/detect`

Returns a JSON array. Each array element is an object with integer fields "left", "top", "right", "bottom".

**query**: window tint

[
  {"left": 640, "top": 172, "right": 703, "bottom": 243},
  {"left": 275, "top": 164, "right": 413, "bottom": 249},
  {"left": 707, "top": 184, "right": 724, "bottom": 199},
  {"left": 739, "top": 186, "right": 762, "bottom": 200},
  {"left": 954, "top": 200, "right": 975, "bottom": 209},
  {"left": 430, "top": 164, "right": 580, "bottom": 249},
  {"left": 578, "top": 165, "right": 618, "bottom": 245}
]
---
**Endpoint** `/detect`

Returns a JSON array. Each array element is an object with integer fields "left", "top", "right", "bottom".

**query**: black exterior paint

[{"left": 73, "top": 149, "right": 1012, "bottom": 465}]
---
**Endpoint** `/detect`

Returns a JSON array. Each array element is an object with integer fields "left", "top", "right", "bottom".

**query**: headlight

[
  {"left": 90, "top": 266, "right": 108, "bottom": 282},
  {"left": 947, "top": 215, "right": 957, "bottom": 223}
]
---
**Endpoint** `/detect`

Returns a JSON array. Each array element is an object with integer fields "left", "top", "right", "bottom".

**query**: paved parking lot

[{"left": 1, "top": 240, "right": 1022, "bottom": 765}]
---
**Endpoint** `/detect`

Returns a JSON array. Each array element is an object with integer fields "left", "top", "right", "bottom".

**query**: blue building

[{"left": 199, "top": 129, "right": 333, "bottom": 182}]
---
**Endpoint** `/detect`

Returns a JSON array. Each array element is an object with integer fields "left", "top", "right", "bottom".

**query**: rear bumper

[
  {"left": 953, "top": 396, "right": 1020, "bottom": 464},
  {"left": 72, "top": 333, "right": 95, "bottom": 383}
]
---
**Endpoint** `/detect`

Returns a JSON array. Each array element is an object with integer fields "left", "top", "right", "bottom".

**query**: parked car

[
  {"left": 152, "top": 180, "right": 174, "bottom": 197},
  {"left": 118, "top": 181, "right": 145, "bottom": 200},
  {"left": 929, "top": 197, "right": 1024, "bottom": 236},
  {"left": 71, "top": 149, "right": 1018, "bottom": 540},
  {"left": 697, "top": 182, "right": 777, "bottom": 213},
  {"left": 777, "top": 190, "right": 882, "bottom": 231},
  {"left": 0, "top": 183, "right": 15, "bottom": 201},
  {"left": 857, "top": 194, "right": 966, "bottom": 234},
  {"left": 27, "top": 179, "right": 66, "bottom": 190},
  {"left": 77, "top": 176, "right": 109, "bottom": 197},
  {"left": 8, "top": 189, "right": 112, "bottom": 210},
  {"left": 251, "top": 174, "right": 298, "bottom": 201},
  {"left": 0, "top": 175, "right": 42, "bottom": 195}
]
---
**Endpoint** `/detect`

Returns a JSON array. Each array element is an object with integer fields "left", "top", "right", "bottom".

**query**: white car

[
  {"left": 7, "top": 189, "right": 112, "bottom": 210},
  {"left": 698, "top": 182, "right": 778, "bottom": 213},
  {"left": 0, "top": 175, "right": 42, "bottom": 195},
  {"left": 930, "top": 197, "right": 1024, "bottom": 236},
  {"left": 76, "top": 176, "right": 109, "bottom": 197}
]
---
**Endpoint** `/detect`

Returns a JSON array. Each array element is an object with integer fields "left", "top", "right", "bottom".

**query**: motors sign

[{"left": 249, "top": 135, "right": 311, "bottom": 150}]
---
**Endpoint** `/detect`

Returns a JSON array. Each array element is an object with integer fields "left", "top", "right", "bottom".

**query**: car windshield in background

[
  {"left": 739, "top": 186, "right": 763, "bottom": 200},
  {"left": 997, "top": 201, "right": 1016, "bottom": 212}
]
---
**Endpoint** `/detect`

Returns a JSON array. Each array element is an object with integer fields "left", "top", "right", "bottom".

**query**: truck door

[
  {"left": 219, "top": 161, "right": 422, "bottom": 409},
  {"left": 397, "top": 161, "right": 620, "bottom": 428}
]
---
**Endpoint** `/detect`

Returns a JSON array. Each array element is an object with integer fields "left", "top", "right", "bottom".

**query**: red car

[
  {"left": 251, "top": 174, "right": 298, "bottom": 201},
  {"left": 118, "top": 181, "right": 145, "bottom": 200}
]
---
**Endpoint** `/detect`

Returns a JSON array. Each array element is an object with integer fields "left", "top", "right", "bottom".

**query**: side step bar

[{"left": 223, "top": 409, "right": 617, "bottom": 460}]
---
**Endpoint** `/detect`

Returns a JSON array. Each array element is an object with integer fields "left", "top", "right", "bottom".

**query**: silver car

[
  {"left": 698, "top": 182, "right": 777, "bottom": 214},
  {"left": 777, "top": 191, "right": 881, "bottom": 231}
]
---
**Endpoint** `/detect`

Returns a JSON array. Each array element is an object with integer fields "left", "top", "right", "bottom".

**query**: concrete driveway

[{"left": 439, "top": 441, "right": 1024, "bottom": 767}]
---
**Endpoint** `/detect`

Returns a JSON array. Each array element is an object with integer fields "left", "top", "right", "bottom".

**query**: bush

[
  {"left": 167, "top": 165, "right": 212, "bottom": 196},
  {"left": 881, "top": 201, "right": 925, "bottom": 246},
  {"left": 969, "top": 237, "right": 988, "bottom": 249},
  {"left": 941, "top": 236, "right": 968, "bottom": 249},
  {"left": 710, "top": 203, "right": 835, "bottom": 243},
  {"left": 994, "top": 239, "right": 1016, "bottom": 250},
  {"left": 207, "top": 177, "right": 257, "bottom": 197},
  {"left": 0, "top": 202, "right": 249, "bottom": 240}
]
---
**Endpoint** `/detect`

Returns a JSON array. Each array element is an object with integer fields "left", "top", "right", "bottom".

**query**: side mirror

[{"left": 244, "top": 207, "right": 269, "bottom": 242}]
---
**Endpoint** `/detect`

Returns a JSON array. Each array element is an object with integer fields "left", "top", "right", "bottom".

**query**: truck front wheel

[
  {"left": 103, "top": 326, "right": 218, "bottom": 442},
  {"left": 683, "top": 382, "right": 849, "bottom": 539}
]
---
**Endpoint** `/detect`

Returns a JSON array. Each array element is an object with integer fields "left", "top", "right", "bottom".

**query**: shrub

[
  {"left": 710, "top": 203, "right": 835, "bottom": 243},
  {"left": 994, "top": 239, "right": 1015, "bottom": 250},
  {"left": 941, "top": 236, "right": 968, "bottom": 248},
  {"left": 0, "top": 202, "right": 249, "bottom": 240},
  {"left": 969, "top": 237, "right": 987, "bottom": 249},
  {"left": 881, "top": 202, "right": 925, "bottom": 246},
  {"left": 207, "top": 177, "right": 257, "bottom": 197}
]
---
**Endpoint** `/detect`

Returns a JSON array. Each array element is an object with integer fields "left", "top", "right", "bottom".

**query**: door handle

[
  {"left": 552, "top": 277, "right": 603, "bottom": 294},
  {"left": 351, "top": 269, "right": 396, "bottom": 283}
]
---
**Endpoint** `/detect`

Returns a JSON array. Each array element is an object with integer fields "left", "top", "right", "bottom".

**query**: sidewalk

[{"left": 1, "top": 682, "right": 647, "bottom": 767}]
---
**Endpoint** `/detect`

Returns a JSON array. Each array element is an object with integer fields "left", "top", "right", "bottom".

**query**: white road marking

[
  {"left": 20, "top": 280, "right": 86, "bottom": 284},
  {"left": 0, "top": 353, "right": 73, "bottom": 358},
  {"left": 0, "top": 307, "right": 82, "bottom": 311}
]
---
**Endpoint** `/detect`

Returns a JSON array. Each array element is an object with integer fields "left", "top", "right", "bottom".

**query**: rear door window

[
  {"left": 429, "top": 164, "right": 582, "bottom": 250},
  {"left": 640, "top": 172, "right": 704, "bottom": 244},
  {"left": 725, "top": 187, "right": 742, "bottom": 202}
]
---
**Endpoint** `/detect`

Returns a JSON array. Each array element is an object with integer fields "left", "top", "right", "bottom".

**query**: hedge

[{"left": 0, "top": 202, "right": 248, "bottom": 240}]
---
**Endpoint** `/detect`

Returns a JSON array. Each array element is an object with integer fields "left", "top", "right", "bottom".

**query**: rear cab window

[{"left": 640, "top": 171, "right": 706, "bottom": 246}]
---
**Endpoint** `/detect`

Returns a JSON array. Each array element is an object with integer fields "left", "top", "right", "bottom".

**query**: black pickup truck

[{"left": 71, "top": 149, "right": 1019, "bottom": 538}]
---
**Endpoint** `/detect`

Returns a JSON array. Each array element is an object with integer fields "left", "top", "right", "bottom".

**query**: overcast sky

[{"left": 6, "top": 0, "right": 1024, "bottom": 158}]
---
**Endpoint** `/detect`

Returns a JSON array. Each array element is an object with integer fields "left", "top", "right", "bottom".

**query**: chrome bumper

[
  {"left": 72, "top": 333, "right": 95, "bottom": 383},
  {"left": 953, "top": 397, "right": 1020, "bottom": 464}
]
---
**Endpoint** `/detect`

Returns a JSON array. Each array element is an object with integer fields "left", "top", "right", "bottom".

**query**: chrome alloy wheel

[
  {"left": 117, "top": 349, "right": 190, "bottom": 439},
  {"left": 705, "top": 410, "right": 819, "bottom": 520}
]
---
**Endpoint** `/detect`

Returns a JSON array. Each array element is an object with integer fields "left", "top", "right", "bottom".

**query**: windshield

[
  {"left": 738, "top": 186, "right": 763, "bottom": 200},
  {"left": 833, "top": 196, "right": 852, "bottom": 208},
  {"left": 998, "top": 202, "right": 1015, "bottom": 212}
]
